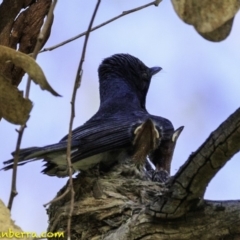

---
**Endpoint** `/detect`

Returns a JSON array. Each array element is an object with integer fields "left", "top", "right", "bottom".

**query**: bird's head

[{"left": 98, "top": 54, "right": 162, "bottom": 109}]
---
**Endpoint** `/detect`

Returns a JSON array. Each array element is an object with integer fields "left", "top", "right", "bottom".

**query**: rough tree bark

[{"left": 47, "top": 108, "right": 240, "bottom": 239}]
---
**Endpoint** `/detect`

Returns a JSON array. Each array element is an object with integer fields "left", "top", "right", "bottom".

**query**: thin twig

[
  {"left": 7, "top": 0, "right": 58, "bottom": 210},
  {"left": 66, "top": 0, "right": 101, "bottom": 236},
  {"left": 43, "top": 187, "right": 70, "bottom": 207},
  {"left": 62, "top": 1, "right": 101, "bottom": 238},
  {"left": 40, "top": 0, "right": 161, "bottom": 53}
]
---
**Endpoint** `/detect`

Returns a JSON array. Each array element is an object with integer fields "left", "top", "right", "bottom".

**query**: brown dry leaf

[
  {"left": 0, "top": 199, "right": 33, "bottom": 239},
  {"left": 171, "top": 0, "right": 240, "bottom": 41},
  {"left": 0, "top": 0, "right": 52, "bottom": 86},
  {"left": 0, "top": 45, "right": 60, "bottom": 96},
  {"left": 198, "top": 17, "right": 234, "bottom": 41},
  {"left": 0, "top": 74, "right": 32, "bottom": 125}
]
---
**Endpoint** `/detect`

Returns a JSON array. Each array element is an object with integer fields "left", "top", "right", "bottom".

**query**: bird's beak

[{"left": 150, "top": 66, "right": 162, "bottom": 76}]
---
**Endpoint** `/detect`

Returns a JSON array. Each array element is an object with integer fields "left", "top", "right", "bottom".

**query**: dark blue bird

[{"left": 2, "top": 54, "right": 182, "bottom": 177}]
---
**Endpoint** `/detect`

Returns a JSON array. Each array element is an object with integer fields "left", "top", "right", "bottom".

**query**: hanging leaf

[
  {"left": 171, "top": 0, "right": 240, "bottom": 41},
  {"left": 0, "top": 45, "right": 61, "bottom": 96},
  {"left": 0, "top": 74, "right": 33, "bottom": 125}
]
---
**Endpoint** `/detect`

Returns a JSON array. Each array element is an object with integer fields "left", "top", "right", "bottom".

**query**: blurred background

[{"left": 0, "top": 0, "right": 240, "bottom": 235}]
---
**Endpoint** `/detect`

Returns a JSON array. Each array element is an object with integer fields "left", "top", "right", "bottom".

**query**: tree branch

[
  {"left": 147, "top": 107, "right": 240, "bottom": 218},
  {"left": 59, "top": 1, "right": 101, "bottom": 238},
  {"left": 7, "top": 0, "right": 56, "bottom": 211},
  {"left": 40, "top": 0, "right": 162, "bottom": 53},
  {"left": 47, "top": 162, "right": 240, "bottom": 239},
  {"left": 105, "top": 200, "right": 240, "bottom": 239}
]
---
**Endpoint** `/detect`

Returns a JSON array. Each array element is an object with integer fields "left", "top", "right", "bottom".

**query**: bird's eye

[{"left": 142, "top": 72, "right": 148, "bottom": 80}]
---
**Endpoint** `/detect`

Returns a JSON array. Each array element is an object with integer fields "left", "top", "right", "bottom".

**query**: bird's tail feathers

[{"left": 2, "top": 141, "right": 79, "bottom": 171}]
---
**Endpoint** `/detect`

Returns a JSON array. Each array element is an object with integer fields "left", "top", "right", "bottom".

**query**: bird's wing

[
  {"left": 64, "top": 117, "right": 140, "bottom": 163},
  {"left": 2, "top": 116, "right": 141, "bottom": 170}
]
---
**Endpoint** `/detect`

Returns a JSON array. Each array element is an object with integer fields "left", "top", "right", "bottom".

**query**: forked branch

[
  {"left": 40, "top": 0, "right": 162, "bottom": 53},
  {"left": 147, "top": 107, "right": 240, "bottom": 218}
]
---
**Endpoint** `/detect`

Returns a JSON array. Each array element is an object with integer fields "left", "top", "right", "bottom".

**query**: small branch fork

[
  {"left": 7, "top": 0, "right": 57, "bottom": 210},
  {"left": 40, "top": 0, "right": 161, "bottom": 53},
  {"left": 147, "top": 107, "right": 240, "bottom": 219}
]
